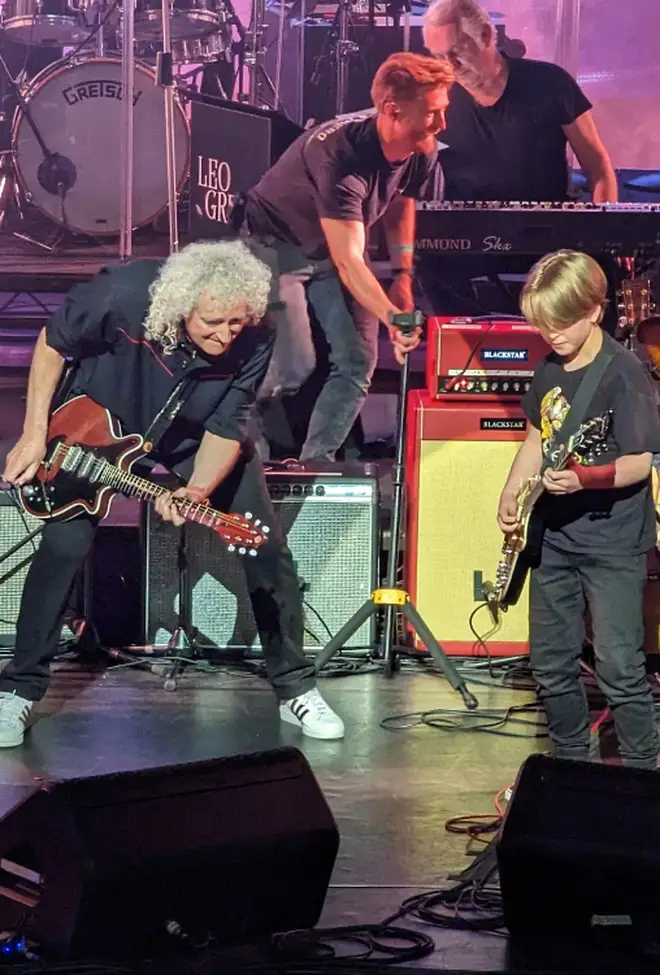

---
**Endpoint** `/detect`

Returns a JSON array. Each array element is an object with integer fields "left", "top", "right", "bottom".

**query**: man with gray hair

[
  {"left": 422, "top": 0, "right": 616, "bottom": 203},
  {"left": 0, "top": 239, "right": 345, "bottom": 746}
]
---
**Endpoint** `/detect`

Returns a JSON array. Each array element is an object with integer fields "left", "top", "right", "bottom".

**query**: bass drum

[{"left": 12, "top": 57, "right": 190, "bottom": 236}]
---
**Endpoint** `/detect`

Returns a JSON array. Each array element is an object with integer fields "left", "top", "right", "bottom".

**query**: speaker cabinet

[
  {"left": 404, "top": 392, "right": 530, "bottom": 655},
  {"left": 0, "top": 747, "right": 338, "bottom": 958},
  {"left": 0, "top": 490, "right": 42, "bottom": 648},
  {"left": 143, "top": 465, "right": 379, "bottom": 651},
  {"left": 498, "top": 754, "right": 660, "bottom": 942}
]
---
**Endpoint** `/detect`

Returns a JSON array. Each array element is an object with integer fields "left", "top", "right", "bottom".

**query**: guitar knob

[
  {"left": 239, "top": 547, "right": 246, "bottom": 555},
  {"left": 228, "top": 544, "right": 236, "bottom": 552},
  {"left": 22, "top": 485, "right": 35, "bottom": 498}
]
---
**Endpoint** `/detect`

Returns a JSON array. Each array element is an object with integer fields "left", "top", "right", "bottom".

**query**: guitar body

[
  {"left": 21, "top": 396, "right": 146, "bottom": 521},
  {"left": 498, "top": 508, "right": 544, "bottom": 608}
]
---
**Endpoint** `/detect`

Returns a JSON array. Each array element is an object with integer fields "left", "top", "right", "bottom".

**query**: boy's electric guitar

[
  {"left": 492, "top": 414, "right": 612, "bottom": 610},
  {"left": 18, "top": 395, "right": 268, "bottom": 555}
]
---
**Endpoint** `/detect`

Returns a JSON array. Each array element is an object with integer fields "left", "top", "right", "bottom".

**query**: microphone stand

[
  {"left": 0, "top": 53, "right": 76, "bottom": 247},
  {"left": 119, "top": 0, "right": 135, "bottom": 259},
  {"left": 157, "top": 0, "right": 179, "bottom": 253}
]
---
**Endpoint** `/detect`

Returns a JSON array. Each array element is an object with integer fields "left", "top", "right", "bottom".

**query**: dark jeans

[
  {"left": 0, "top": 450, "right": 316, "bottom": 703},
  {"left": 530, "top": 542, "right": 658, "bottom": 768},
  {"left": 249, "top": 237, "right": 379, "bottom": 462}
]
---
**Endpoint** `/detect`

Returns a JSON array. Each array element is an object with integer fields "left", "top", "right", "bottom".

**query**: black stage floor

[{"left": 0, "top": 655, "right": 657, "bottom": 974}]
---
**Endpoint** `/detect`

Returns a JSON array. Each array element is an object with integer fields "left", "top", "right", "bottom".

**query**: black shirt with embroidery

[
  {"left": 246, "top": 112, "right": 437, "bottom": 261},
  {"left": 521, "top": 333, "right": 660, "bottom": 555},
  {"left": 439, "top": 56, "right": 592, "bottom": 202},
  {"left": 45, "top": 259, "right": 274, "bottom": 475}
]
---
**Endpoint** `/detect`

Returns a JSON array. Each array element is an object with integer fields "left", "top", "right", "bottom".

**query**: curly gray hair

[
  {"left": 423, "top": 0, "right": 493, "bottom": 43},
  {"left": 144, "top": 239, "right": 272, "bottom": 354}
]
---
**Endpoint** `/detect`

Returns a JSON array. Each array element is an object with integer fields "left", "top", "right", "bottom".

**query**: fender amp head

[
  {"left": 143, "top": 465, "right": 379, "bottom": 652},
  {"left": 426, "top": 316, "right": 548, "bottom": 400}
]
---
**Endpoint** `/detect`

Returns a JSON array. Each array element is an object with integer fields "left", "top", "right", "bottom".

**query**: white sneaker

[
  {"left": 280, "top": 688, "right": 345, "bottom": 740},
  {"left": 0, "top": 692, "right": 33, "bottom": 747}
]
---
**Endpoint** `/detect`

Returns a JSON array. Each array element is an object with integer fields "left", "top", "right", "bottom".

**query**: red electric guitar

[{"left": 18, "top": 396, "right": 268, "bottom": 555}]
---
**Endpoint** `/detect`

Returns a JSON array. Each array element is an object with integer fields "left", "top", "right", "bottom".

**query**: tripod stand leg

[
  {"left": 315, "top": 599, "right": 376, "bottom": 673},
  {"left": 402, "top": 602, "right": 479, "bottom": 710}
]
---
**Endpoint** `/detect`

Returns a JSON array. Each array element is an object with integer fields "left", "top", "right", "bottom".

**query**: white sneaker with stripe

[
  {"left": 280, "top": 688, "right": 345, "bottom": 740},
  {"left": 0, "top": 691, "right": 33, "bottom": 747}
]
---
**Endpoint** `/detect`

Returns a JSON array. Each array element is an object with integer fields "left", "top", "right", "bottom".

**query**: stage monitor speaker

[
  {"left": 143, "top": 464, "right": 379, "bottom": 652},
  {"left": 189, "top": 97, "right": 301, "bottom": 239},
  {"left": 498, "top": 753, "right": 660, "bottom": 943},
  {"left": 0, "top": 490, "right": 42, "bottom": 648},
  {"left": 404, "top": 392, "right": 529, "bottom": 656},
  {"left": 0, "top": 747, "right": 338, "bottom": 958}
]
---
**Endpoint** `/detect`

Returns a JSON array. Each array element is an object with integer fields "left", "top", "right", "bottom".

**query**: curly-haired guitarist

[
  {"left": 497, "top": 250, "right": 660, "bottom": 769},
  {"left": 1, "top": 240, "right": 345, "bottom": 746}
]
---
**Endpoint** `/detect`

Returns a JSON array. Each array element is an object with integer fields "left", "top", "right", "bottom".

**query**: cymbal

[{"left": 624, "top": 172, "right": 660, "bottom": 192}]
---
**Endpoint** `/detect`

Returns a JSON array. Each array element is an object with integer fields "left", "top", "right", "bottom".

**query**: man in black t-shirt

[
  {"left": 497, "top": 251, "right": 660, "bottom": 769},
  {"left": 419, "top": 0, "right": 618, "bottom": 318},
  {"left": 243, "top": 52, "right": 454, "bottom": 462},
  {"left": 0, "top": 240, "right": 345, "bottom": 746}
]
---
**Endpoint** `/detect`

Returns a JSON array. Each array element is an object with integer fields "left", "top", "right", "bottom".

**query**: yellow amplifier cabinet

[{"left": 405, "top": 392, "right": 530, "bottom": 656}]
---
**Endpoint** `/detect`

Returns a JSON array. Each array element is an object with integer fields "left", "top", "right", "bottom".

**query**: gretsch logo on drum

[
  {"left": 62, "top": 80, "right": 143, "bottom": 106},
  {"left": 196, "top": 155, "right": 234, "bottom": 224}
]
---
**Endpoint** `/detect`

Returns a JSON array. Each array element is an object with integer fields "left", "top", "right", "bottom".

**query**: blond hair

[
  {"left": 520, "top": 250, "right": 608, "bottom": 332},
  {"left": 370, "top": 52, "right": 454, "bottom": 111}
]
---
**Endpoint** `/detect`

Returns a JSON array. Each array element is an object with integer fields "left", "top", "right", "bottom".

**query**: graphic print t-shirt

[
  {"left": 521, "top": 334, "right": 660, "bottom": 555},
  {"left": 246, "top": 112, "right": 437, "bottom": 261}
]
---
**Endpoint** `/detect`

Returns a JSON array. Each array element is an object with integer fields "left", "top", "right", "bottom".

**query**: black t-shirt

[
  {"left": 246, "top": 112, "right": 437, "bottom": 261},
  {"left": 46, "top": 260, "right": 274, "bottom": 473},
  {"left": 522, "top": 334, "right": 660, "bottom": 555},
  {"left": 439, "top": 57, "right": 592, "bottom": 202}
]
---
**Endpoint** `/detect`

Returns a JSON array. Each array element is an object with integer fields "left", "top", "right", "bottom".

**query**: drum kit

[{"left": 0, "top": 0, "right": 241, "bottom": 246}]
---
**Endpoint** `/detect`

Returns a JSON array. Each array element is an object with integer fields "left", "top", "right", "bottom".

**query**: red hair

[{"left": 370, "top": 52, "right": 454, "bottom": 110}]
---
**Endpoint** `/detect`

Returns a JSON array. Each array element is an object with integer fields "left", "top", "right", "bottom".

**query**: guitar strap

[
  {"left": 540, "top": 343, "right": 616, "bottom": 474},
  {"left": 143, "top": 375, "right": 195, "bottom": 450}
]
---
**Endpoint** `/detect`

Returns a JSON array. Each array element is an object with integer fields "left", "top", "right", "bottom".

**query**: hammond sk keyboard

[{"left": 415, "top": 201, "right": 660, "bottom": 257}]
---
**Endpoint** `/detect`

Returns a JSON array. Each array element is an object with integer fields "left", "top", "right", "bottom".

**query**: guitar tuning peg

[
  {"left": 228, "top": 544, "right": 236, "bottom": 552},
  {"left": 254, "top": 519, "right": 261, "bottom": 526},
  {"left": 249, "top": 550, "right": 257, "bottom": 557},
  {"left": 239, "top": 547, "right": 246, "bottom": 555},
  {"left": 263, "top": 526, "right": 270, "bottom": 534},
  {"left": 245, "top": 511, "right": 253, "bottom": 519}
]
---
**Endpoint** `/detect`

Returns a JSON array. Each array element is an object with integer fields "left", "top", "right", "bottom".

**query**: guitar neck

[{"left": 94, "top": 458, "right": 227, "bottom": 530}]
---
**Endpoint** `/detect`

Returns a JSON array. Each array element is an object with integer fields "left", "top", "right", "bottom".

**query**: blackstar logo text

[
  {"left": 480, "top": 418, "right": 527, "bottom": 431},
  {"left": 196, "top": 155, "right": 235, "bottom": 224}
]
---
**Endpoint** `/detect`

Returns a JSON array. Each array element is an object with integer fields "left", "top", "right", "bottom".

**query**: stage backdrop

[{"left": 229, "top": 0, "right": 659, "bottom": 169}]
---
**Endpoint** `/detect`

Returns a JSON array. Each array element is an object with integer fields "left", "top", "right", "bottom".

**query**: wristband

[{"left": 568, "top": 459, "right": 616, "bottom": 489}]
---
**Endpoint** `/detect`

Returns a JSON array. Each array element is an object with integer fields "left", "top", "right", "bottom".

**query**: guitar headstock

[
  {"left": 214, "top": 511, "right": 269, "bottom": 556},
  {"left": 619, "top": 278, "right": 654, "bottom": 330},
  {"left": 566, "top": 411, "right": 612, "bottom": 459}
]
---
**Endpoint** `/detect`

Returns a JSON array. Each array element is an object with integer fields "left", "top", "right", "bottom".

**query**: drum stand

[
  {"left": 245, "top": 0, "right": 278, "bottom": 108},
  {"left": 335, "top": 0, "right": 359, "bottom": 115},
  {"left": 0, "top": 52, "right": 76, "bottom": 251},
  {"left": 314, "top": 313, "right": 479, "bottom": 710}
]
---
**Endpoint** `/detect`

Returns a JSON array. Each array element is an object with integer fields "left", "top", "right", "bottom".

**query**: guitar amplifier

[
  {"left": 0, "top": 490, "right": 43, "bottom": 648},
  {"left": 426, "top": 316, "right": 548, "bottom": 400},
  {"left": 404, "top": 392, "right": 530, "bottom": 656},
  {"left": 143, "top": 465, "right": 379, "bottom": 652}
]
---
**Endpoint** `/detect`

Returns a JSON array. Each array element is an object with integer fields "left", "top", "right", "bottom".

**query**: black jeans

[
  {"left": 0, "top": 450, "right": 316, "bottom": 703},
  {"left": 530, "top": 542, "right": 658, "bottom": 768}
]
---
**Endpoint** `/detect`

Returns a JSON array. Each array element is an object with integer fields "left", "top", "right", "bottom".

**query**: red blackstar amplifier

[{"left": 426, "top": 316, "right": 549, "bottom": 400}]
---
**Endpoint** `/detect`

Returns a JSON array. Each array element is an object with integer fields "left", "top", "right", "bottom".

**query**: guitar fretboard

[{"left": 59, "top": 443, "right": 236, "bottom": 531}]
